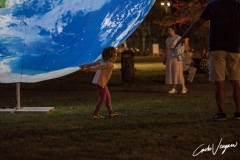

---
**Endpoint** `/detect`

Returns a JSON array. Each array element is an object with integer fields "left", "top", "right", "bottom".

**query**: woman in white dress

[{"left": 163, "top": 26, "right": 187, "bottom": 94}]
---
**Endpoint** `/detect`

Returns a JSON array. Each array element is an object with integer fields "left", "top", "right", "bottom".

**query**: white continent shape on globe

[{"left": 0, "top": 0, "right": 155, "bottom": 83}]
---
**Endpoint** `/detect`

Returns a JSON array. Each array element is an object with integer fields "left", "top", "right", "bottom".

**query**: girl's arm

[
  {"left": 79, "top": 60, "right": 101, "bottom": 69},
  {"left": 88, "top": 62, "right": 113, "bottom": 72}
]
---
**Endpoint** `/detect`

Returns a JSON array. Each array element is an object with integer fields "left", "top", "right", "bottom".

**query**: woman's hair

[
  {"left": 167, "top": 25, "right": 177, "bottom": 33},
  {"left": 101, "top": 46, "right": 116, "bottom": 62}
]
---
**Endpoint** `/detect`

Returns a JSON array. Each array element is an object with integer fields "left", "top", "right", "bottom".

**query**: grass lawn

[{"left": 0, "top": 56, "right": 239, "bottom": 160}]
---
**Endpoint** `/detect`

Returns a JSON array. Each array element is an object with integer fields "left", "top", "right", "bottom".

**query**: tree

[
  {"left": 153, "top": 0, "right": 210, "bottom": 49},
  {"left": 124, "top": 0, "right": 211, "bottom": 54},
  {"left": 154, "top": 0, "right": 209, "bottom": 26},
  {"left": 124, "top": 0, "right": 169, "bottom": 54}
]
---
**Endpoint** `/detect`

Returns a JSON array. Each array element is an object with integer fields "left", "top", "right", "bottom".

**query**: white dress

[{"left": 165, "top": 35, "right": 185, "bottom": 84}]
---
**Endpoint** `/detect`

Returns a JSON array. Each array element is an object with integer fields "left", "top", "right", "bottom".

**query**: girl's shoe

[
  {"left": 110, "top": 112, "right": 120, "bottom": 117},
  {"left": 92, "top": 114, "right": 105, "bottom": 119},
  {"left": 169, "top": 88, "right": 177, "bottom": 94},
  {"left": 181, "top": 88, "right": 187, "bottom": 94}
]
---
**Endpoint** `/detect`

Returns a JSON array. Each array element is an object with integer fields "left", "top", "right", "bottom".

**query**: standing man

[
  {"left": 176, "top": 0, "right": 240, "bottom": 120},
  {"left": 183, "top": 51, "right": 196, "bottom": 84}
]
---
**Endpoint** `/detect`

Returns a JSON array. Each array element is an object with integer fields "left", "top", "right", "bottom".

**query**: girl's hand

[
  {"left": 79, "top": 65, "right": 84, "bottom": 69},
  {"left": 85, "top": 68, "right": 90, "bottom": 73},
  {"left": 81, "top": 68, "right": 91, "bottom": 73}
]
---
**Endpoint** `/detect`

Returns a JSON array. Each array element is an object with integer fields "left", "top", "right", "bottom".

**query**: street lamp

[{"left": 161, "top": 0, "right": 171, "bottom": 13}]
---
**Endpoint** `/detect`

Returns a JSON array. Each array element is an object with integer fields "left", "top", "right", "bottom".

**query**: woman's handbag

[{"left": 172, "top": 44, "right": 185, "bottom": 61}]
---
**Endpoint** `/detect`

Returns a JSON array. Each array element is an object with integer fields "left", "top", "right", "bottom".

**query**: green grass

[{"left": 0, "top": 56, "right": 239, "bottom": 160}]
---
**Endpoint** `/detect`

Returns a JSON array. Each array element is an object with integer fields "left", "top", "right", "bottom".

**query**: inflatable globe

[{"left": 0, "top": 0, "right": 155, "bottom": 83}]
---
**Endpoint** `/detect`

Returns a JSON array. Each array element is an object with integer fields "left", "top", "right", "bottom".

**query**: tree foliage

[
  {"left": 124, "top": 0, "right": 211, "bottom": 53},
  {"left": 153, "top": 0, "right": 210, "bottom": 26},
  {"left": 152, "top": 0, "right": 211, "bottom": 49}
]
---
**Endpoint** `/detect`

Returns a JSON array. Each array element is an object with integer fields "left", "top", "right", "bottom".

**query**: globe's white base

[{"left": 0, "top": 107, "right": 54, "bottom": 114}]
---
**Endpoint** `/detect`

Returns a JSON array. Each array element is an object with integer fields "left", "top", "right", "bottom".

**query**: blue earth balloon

[{"left": 0, "top": 0, "right": 155, "bottom": 83}]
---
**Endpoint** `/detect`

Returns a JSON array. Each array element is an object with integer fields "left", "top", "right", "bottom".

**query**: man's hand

[{"left": 176, "top": 18, "right": 206, "bottom": 49}]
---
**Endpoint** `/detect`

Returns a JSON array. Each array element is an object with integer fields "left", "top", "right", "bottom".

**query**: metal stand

[
  {"left": 0, "top": 83, "right": 54, "bottom": 114},
  {"left": 16, "top": 82, "right": 21, "bottom": 110}
]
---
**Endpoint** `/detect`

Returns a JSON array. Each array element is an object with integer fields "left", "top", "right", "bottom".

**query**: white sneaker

[
  {"left": 181, "top": 88, "right": 187, "bottom": 94},
  {"left": 169, "top": 88, "right": 177, "bottom": 94}
]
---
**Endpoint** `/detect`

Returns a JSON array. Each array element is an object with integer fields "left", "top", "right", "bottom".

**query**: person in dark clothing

[{"left": 176, "top": 0, "right": 240, "bottom": 120}]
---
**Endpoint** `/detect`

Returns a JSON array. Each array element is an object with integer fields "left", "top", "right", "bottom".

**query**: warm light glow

[{"left": 160, "top": 2, "right": 171, "bottom": 7}]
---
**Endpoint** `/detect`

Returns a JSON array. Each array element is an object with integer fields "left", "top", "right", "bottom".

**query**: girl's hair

[{"left": 101, "top": 46, "right": 116, "bottom": 62}]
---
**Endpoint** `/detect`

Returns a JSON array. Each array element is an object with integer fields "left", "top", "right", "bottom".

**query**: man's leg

[
  {"left": 209, "top": 51, "right": 228, "bottom": 120},
  {"left": 187, "top": 67, "right": 197, "bottom": 82},
  {"left": 230, "top": 80, "right": 240, "bottom": 113},
  {"left": 214, "top": 81, "right": 225, "bottom": 114}
]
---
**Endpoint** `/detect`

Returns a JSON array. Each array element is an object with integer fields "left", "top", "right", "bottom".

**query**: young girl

[{"left": 80, "top": 46, "right": 119, "bottom": 119}]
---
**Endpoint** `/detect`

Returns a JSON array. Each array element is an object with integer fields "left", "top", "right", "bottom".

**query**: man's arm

[{"left": 176, "top": 17, "right": 207, "bottom": 47}]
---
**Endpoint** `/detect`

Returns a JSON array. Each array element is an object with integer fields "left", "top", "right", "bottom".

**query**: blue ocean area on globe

[{"left": 0, "top": 0, "right": 155, "bottom": 83}]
